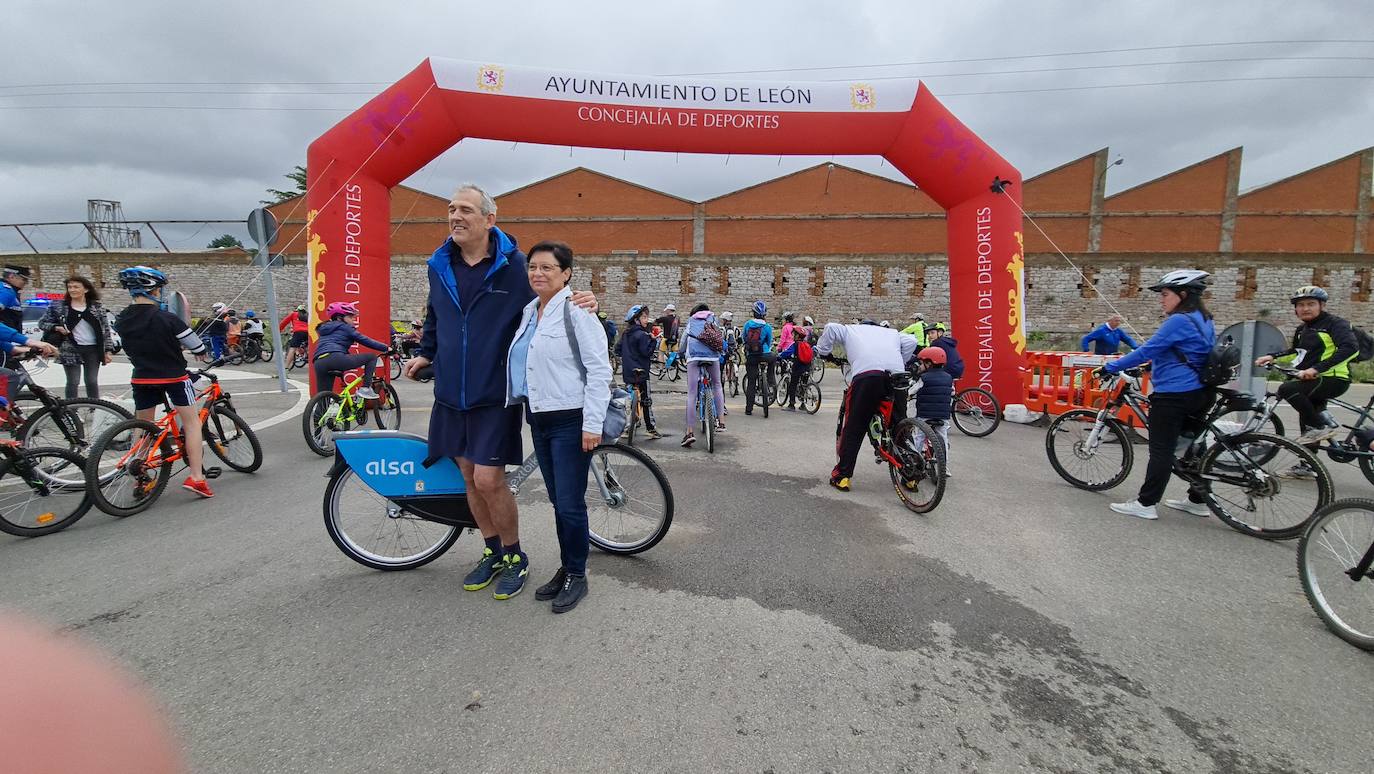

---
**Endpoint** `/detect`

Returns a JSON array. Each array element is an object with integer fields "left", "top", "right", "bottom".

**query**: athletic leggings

[
  {"left": 1278, "top": 376, "right": 1349, "bottom": 431},
  {"left": 685, "top": 359, "right": 725, "bottom": 428},
  {"left": 312, "top": 352, "right": 377, "bottom": 391}
]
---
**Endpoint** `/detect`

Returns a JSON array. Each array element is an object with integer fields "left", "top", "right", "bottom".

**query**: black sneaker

[
  {"left": 462, "top": 548, "right": 506, "bottom": 591},
  {"left": 552, "top": 573, "right": 589, "bottom": 613},
  {"left": 535, "top": 568, "right": 568, "bottom": 601}
]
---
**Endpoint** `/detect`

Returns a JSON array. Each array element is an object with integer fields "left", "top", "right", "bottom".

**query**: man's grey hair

[{"left": 454, "top": 183, "right": 497, "bottom": 216}]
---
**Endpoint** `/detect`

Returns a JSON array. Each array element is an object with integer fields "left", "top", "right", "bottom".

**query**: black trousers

[
  {"left": 785, "top": 358, "right": 808, "bottom": 406},
  {"left": 1137, "top": 388, "right": 1213, "bottom": 507},
  {"left": 744, "top": 353, "right": 776, "bottom": 412},
  {"left": 834, "top": 371, "right": 907, "bottom": 479},
  {"left": 625, "top": 371, "right": 656, "bottom": 430},
  {"left": 1277, "top": 377, "right": 1349, "bottom": 431},
  {"left": 63, "top": 345, "right": 104, "bottom": 399}
]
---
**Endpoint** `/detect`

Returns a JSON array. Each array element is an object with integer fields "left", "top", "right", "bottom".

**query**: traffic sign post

[{"left": 248, "top": 207, "right": 290, "bottom": 393}]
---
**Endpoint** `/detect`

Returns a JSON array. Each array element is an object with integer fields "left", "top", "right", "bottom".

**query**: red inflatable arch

[{"left": 306, "top": 58, "right": 1026, "bottom": 399}]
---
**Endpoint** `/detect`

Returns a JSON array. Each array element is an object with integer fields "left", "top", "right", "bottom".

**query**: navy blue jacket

[
  {"left": 314, "top": 320, "right": 389, "bottom": 357},
  {"left": 932, "top": 336, "right": 965, "bottom": 379},
  {"left": 1081, "top": 324, "right": 1139, "bottom": 355},
  {"left": 912, "top": 367, "right": 954, "bottom": 422},
  {"left": 417, "top": 228, "right": 535, "bottom": 410},
  {"left": 618, "top": 322, "right": 656, "bottom": 379}
]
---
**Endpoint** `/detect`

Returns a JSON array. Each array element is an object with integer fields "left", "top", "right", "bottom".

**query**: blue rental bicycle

[{"left": 323, "top": 430, "right": 674, "bottom": 570}]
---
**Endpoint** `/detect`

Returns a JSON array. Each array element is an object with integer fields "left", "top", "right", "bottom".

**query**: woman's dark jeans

[
  {"left": 312, "top": 352, "right": 377, "bottom": 391},
  {"left": 528, "top": 408, "right": 593, "bottom": 575},
  {"left": 64, "top": 345, "right": 104, "bottom": 399},
  {"left": 1137, "top": 388, "right": 1213, "bottom": 507}
]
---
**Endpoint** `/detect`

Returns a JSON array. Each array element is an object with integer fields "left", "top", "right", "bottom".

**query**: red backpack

[{"left": 796, "top": 339, "right": 814, "bottom": 365}]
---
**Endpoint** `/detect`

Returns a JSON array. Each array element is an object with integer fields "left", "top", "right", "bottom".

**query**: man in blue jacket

[
  {"left": 1081, "top": 315, "right": 1138, "bottom": 355},
  {"left": 404, "top": 184, "right": 596, "bottom": 601}
]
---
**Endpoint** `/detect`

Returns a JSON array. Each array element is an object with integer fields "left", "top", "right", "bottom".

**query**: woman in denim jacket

[{"left": 505, "top": 241, "right": 611, "bottom": 612}]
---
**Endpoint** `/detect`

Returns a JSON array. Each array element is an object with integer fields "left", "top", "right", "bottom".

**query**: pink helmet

[{"left": 325, "top": 301, "right": 359, "bottom": 319}]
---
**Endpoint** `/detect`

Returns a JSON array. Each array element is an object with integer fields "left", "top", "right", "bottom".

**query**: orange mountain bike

[{"left": 84, "top": 363, "right": 263, "bottom": 516}]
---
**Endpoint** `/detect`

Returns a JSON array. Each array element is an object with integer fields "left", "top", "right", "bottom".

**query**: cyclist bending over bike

[
  {"left": 280, "top": 304, "right": 310, "bottom": 361},
  {"left": 817, "top": 320, "right": 920, "bottom": 492},
  {"left": 678, "top": 303, "right": 726, "bottom": 447},
  {"left": 1094, "top": 270, "right": 1216, "bottom": 521},
  {"left": 114, "top": 266, "right": 214, "bottom": 499},
  {"left": 1255, "top": 285, "right": 1359, "bottom": 451},
  {"left": 313, "top": 302, "right": 389, "bottom": 400}
]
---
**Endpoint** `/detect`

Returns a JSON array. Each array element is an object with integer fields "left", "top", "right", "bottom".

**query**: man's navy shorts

[{"left": 428, "top": 403, "right": 523, "bottom": 467}]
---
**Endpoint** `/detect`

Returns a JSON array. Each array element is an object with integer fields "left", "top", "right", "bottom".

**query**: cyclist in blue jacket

[{"left": 1097, "top": 270, "right": 1216, "bottom": 522}]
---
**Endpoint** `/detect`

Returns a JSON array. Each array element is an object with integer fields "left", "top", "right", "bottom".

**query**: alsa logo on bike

[{"left": 365, "top": 459, "right": 415, "bottom": 476}]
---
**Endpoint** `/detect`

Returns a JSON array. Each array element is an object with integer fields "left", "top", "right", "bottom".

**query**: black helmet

[{"left": 1291, "top": 285, "right": 1329, "bottom": 304}]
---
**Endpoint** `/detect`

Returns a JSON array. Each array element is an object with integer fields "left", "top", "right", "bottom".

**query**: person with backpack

[
  {"left": 778, "top": 323, "right": 813, "bottom": 410},
  {"left": 677, "top": 303, "right": 727, "bottom": 446},
  {"left": 741, "top": 301, "right": 774, "bottom": 416},
  {"left": 1255, "top": 285, "right": 1361, "bottom": 455},
  {"left": 1094, "top": 270, "right": 1218, "bottom": 521},
  {"left": 618, "top": 305, "right": 662, "bottom": 440}
]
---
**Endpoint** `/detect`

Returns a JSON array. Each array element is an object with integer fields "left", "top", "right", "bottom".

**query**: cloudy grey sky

[{"left": 1, "top": 0, "right": 1370, "bottom": 251}]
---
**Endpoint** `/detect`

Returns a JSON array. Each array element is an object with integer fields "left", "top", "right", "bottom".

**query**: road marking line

[{"left": 248, "top": 378, "right": 312, "bottom": 432}]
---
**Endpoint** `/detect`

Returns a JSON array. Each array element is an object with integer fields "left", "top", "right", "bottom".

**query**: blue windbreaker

[
  {"left": 313, "top": 320, "right": 388, "bottom": 357},
  {"left": 417, "top": 227, "right": 535, "bottom": 410},
  {"left": 740, "top": 318, "right": 773, "bottom": 355},
  {"left": 1081, "top": 324, "right": 1139, "bottom": 355},
  {"left": 1105, "top": 311, "right": 1214, "bottom": 393}
]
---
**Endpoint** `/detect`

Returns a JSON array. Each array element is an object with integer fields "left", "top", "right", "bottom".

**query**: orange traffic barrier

[{"left": 1021, "top": 351, "right": 1149, "bottom": 427}]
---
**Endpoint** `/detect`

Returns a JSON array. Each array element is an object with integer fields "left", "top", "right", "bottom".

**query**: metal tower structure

[{"left": 86, "top": 199, "right": 142, "bottom": 249}]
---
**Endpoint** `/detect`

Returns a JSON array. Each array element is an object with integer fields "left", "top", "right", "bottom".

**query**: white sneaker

[
  {"left": 1296, "top": 426, "right": 1337, "bottom": 445},
  {"left": 1277, "top": 462, "right": 1317, "bottom": 480},
  {"left": 1164, "top": 499, "right": 1211, "bottom": 517},
  {"left": 356, "top": 386, "right": 380, "bottom": 400},
  {"left": 1110, "top": 500, "right": 1158, "bottom": 520}
]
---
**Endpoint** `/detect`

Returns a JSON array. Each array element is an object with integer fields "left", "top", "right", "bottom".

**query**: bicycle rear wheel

[
  {"left": 302, "top": 392, "right": 345, "bottom": 456},
  {"left": 801, "top": 383, "right": 822, "bottom": 415},
  {"left": 323, "top": 466, "right": 461, "bottom": 570},
  {"left": 1045, "top": 409, "right": 1133, "bottom": 491},
  {"left": 890, "top": 418, "right": 946, "bottom": 513},
  {"left": 371, "top": 382, "right": 402, "bottom": 430},
  {"left": 85, "top": 419, "right": 173, "bottom": 517},
  {"left": 587, "top": 443, "right": 673, "bottom": 554},
  {"left": 205, "top": 406, "right": 263, "bottom": 473},
  {"left": 1298, "top": 499, "right": 1374, "bottom": 650},
  {"left": 701, "top": 391, "right": 715, "bottom": 454},
  {"left": 952, "top": 387, "right": 1001, "bottom": 438},
  {"left": 389, "top": 355, "right": 403, "bottom": 380},
  {"left": 17, "top": 398, "right": 131, "bottom": 465},
  {"left": 1199, "top": 432, "right": 1331, "bottom": 540},
  {"left": 0, "top": 448, "right": 93, "bottom": 537},
  {"left": 809, "top": 358, "right": 825, "bottom": 385}
]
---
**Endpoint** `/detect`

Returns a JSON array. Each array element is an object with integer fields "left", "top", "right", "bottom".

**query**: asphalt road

[{"left": 1, "top": 362, "right": 1371, "bottom": 773}]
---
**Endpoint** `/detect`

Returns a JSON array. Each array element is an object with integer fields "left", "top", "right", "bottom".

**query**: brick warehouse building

[{"left": 13, "top": 146, "right": 1372, "bottom": 337}]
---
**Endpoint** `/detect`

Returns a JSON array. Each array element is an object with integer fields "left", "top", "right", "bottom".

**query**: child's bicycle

[
  {"left": 322, "top": 429, "right": 674, "bottom": 570},
  {"left": 302, "top": 357, "right": 402, "bottom": 456},
  {"left": 83, "top": 362, "right": 264, "bottom": 517},
  {"left": 828, "top": 356, "right": 946, "bottom": 513},
  {"left": 0, "top": 433, "right": 93, "bottom": 537}
]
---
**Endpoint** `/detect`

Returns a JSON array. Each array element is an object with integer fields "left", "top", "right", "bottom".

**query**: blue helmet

[
  {"left": 243, "top": 310, "right": 256, "bottom": 318},
  {"left": 118, "top": 265, "right": 168, "bottom": 298},
  {"left": 624, "top": 304, "right": 647, "bottom": 323},
  {"left": 752, "top": 300, "right": 767, "bottom": 318}
]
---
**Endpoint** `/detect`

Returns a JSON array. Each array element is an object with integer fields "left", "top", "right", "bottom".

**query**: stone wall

[{"left": 17, "top": 251, "right": 1374, "bottom": 339}]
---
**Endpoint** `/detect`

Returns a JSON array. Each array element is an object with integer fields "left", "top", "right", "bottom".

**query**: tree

[
  {"left": 263, "top": 165, "right": 307, "bottom": 205},
  {"left": 208, "top": 234, "right": 244, "bottom": 249}
]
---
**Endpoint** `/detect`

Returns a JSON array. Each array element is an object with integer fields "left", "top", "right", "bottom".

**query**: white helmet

[
  {"left": 721, "top": 311, "right": 733, "bottom": 321},
  {"left": 211, "top": 302, "right": 227, "bottom": 312},
  {"left": 880, "top": 320, "right": 891, "bottom": 328},
  {"left": 910, "top": 312, "right": 924, "bottom": 320},
  {"left": 803, "top": 315, "right": 814, "bottom": 326},
  {"left": 663, "top": 303, "right": 676, "bottom": 312},
  {"left": 1148, "top": 269, "right": 1210, "bottom": 293}
]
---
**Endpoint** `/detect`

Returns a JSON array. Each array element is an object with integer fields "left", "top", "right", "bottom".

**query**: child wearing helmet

[
  {"left": 1255, "top": 285, "right": 1360, "bottom": 457},
  {"left": 1097, "top": 269, "right": 1218, "bottom": 521},
  {"left": 200, "top": 302, "right": 231, "bottom": 361},
  {"left": 617, "top": 304, "right": 661, "bottom": 439},
  {"left": 312, "top": 301, "right": 390, "bottom": 400},
  {"left": 911, "top": 346, "right": 953, "bottom": 475},
  {"left": 113, "top": 265, "right": 215, "bottom": 499},
  {"left": 741, "top": 301, "right": 775, "bottom": 415}
]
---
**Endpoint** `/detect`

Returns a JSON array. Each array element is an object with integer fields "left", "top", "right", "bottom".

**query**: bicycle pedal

[{"left": 203, "top": 467, "right": 223, "bottom": 480}]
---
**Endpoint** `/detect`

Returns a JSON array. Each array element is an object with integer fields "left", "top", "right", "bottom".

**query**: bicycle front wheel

[
  {"left": 302, "top": 392, "right": 344, "bottom": 456},
  {"left": 587, "top": 443, "right": 673, "bottom": 555},
  {"left": 371, "top": 383, "right": 402, "bottom": 430},
  {"left": 86, "top": 419, "right": 172, "bottom": 517},
  {"left": 801, "top": 383, "right": 822, "bottom": 415},
  {"left": 952, "top": 387, "right": 1001, "bottom": 438},
  {"left": 890, "top": 418, "right": 946, "bottom": 514},
  {"left": 206, "top": 406, "right": 263, "bottom": 473},
  {"left": 1045, "top": 409, "right": 1132, "bottom": 491},
  {"left": 809, "top": 359, "right": 825, "bottom": 385},
  {"left": 1298, "top": 499, "right": 1374, "bottom": 650},
  {"left": 17, "top": 398, "right": 131, "bottom": 461},
  {"left": 0, "top": 447, "right": 93, "bottom": 537},
  {"left": 702, "top": 393, "right": 715, "bottom": 454},
  {"left": 323, "top": 466, "right": 461, "bottom": 570},
  {"left": 1199, "top": 432, "right": 1331, "bottom": 540}
]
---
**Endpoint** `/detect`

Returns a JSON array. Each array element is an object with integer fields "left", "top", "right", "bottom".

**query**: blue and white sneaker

[
  {"left": 492, "top": 553, "right": 529, "bottom": 600},
  {"left": 462, "top": 548, "right": 506, "bottom": 591}
]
